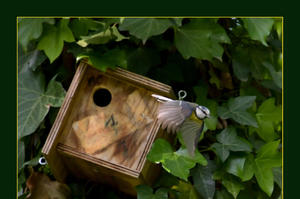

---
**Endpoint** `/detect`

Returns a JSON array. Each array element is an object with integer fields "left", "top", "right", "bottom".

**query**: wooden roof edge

[{"left": 81, "top": 60, "right": 175, "bottom": 98}]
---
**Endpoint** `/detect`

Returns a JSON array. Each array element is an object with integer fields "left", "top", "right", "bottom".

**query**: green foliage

[
  {"left": 136, "top": 185, "right": 168, "bottom": 199},
  {"left": 37, "top": 19, "right": 75, "bottom": 63},
  {"left": 242, "top": 19, "right": 274, "bottom": 46},
  {"left": 147, "top": 138, "right": 207, "bottom": 181},
  {"left": 171, "top": 181, "right": 199, "bottom": 199},
  {"left": 18, "top": 18, "right": 55, "bottom": 51},
  {"left": 119, "top": 18, "right": 173, "bottom": 44},
  {"left": 18, "top": 49, "right": 47, "bottom": 73},
  {"left": 17, "top": 17, "right": 282, "bottom": 199},
  {"left": 218, "top": 96, "right": 258, "bottom": 127},
  {"left": 212, "top": 127, "right": 252, "bottom": 162},
  {"left": 254, "top": 140, "right": 282, "bottom": 196},
  {"left": 18, "top": 70, "right": 65, "bottom": 139},
  {"left": 255, "top": 98, "right": 282, "bottom": 141},
  {"left": 174, "top": 19, "right": 231, "bottom": 60},
  {"left": 191, "top": 159, "right": 216, "bottom": 199},
  {"left": 18, "top": 140, "right": 25, "bottom": 172}
]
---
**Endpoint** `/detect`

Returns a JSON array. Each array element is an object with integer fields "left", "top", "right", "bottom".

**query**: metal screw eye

[
  {"left": 178, "top": 90, "right": 187, "bottom": 100},
  {"left": 39, "top": 157, "right": 47, "bottom": 165}
]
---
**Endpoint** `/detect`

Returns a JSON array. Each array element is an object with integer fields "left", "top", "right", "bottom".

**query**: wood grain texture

[
  {"left": 57, "top": 144, "right": 142, "bottom": 195},
  {"left": 60, "top": 66, "right": 161, "bottom": 170},
  {"left": 41, "top": 61, "right": 175, "bottom": 194},
  {"left": 41, "top": 62, "right": 88, "bottom": 181}
]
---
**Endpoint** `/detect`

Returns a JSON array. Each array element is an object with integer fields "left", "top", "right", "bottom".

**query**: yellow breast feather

[{"left": 190, "top": 112, "right": 204, "bottom": 125}]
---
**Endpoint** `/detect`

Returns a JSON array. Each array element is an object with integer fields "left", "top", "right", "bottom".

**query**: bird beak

[{"left": 207, "top": 115, "right": 211, "bottom": 119}]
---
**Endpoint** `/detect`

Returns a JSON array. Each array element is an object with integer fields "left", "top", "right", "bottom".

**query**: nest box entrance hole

[{"left": 93, "top": 88, "right": 112, "bottom": 107}]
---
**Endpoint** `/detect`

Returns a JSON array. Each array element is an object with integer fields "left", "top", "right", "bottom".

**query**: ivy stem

[{"left": 198, "top": 147, "right": 212, "bottom": 152}]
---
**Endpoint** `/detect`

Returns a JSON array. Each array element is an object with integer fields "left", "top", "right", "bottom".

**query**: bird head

[{"left": 195, "top": 106, "right": 210, "bottom": 119}]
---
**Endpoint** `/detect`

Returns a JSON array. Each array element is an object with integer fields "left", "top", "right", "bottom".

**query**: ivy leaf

[
  {"left": 18, "top": 140, "right": 25, "bottom": 172},
  {"left": 255, "top": 98, "right": 282, "bottom": 142},
  {"left": 18, "top": 70, "right": 66, "bottom": 139},
  {"left": 218, "top": 96, "right": 258, "bottom": 127},
  {"left": 147, "top": 138, "right": 173, "bottom": 163},
  {"left": 240, "top": 154, "right": 255, "bottom": 181},
  {"left": 204, "top": 116, "right": 218, "bottom": 131},
  {"left": 69, "top": 18, "right": 105, "bottom": 39},
  {"left": 175, "top": 19, "right": 230, "bottom": 61},
  {"left": 212, "top": 127, "right": 252, "bottom": 162},
  {"left": 21, "top": 151, "right": 41, "bottom": 170},
  {"left": 163, "top": 149, "right": 206, "bottom": 181},
  {"left": 18, "top": 18, "right": 55, "bottom": 50},
  {"left": 254, "top": 140, "right": 282, "bottom": 196},
  {"left": 74, "top": 47, "right": 127, "bottom": 71},
  {"left": 119, "top": 18, "right": 173, "bottom": 44},
  {"left": 170, "top": 18, "right": 183, "bottom": 27},
  {"left": 216, "top": 127, "right": 252, "bottom": 152},
  {"left": 111, "top": 25, "right": 129, "bottom": 42},
  {"left": 211, "top": 143, "right": 230, "bottom": 162},
  {"left": 255, "top": 140, "right": 281, "bottom": 169},
  {"left": 191, "top": 159, "right": 216, "bottom": 199},
  {"left": 215, "top": 189, "right": 234, "bottom": 199},
  {"left": 231, "top": 46, "right": 272, "bottom": 81},
  {"left": 242, "top": 18, "right": 274, "bottom": 46},
  {"left": 225, "top": 155, "right": 246, "bottom": 179},
  {"left": 89, "top": 48, "right": 127, "bottom": 71},
  {"left": 175, "top": 147, "right": 208, "bottom": 166},
  {"left": 225, "top": 154, "right": 255, "bottom": 182},
  {"left": 127, "top": 48, "right": 160, "bottom": 75},
  {"left": 18, "top": 171, "right": 26, "bottom": 194},
  {"left": 18, "top": 49, "right": 47, "bottom": 73},
  {"left": 254, "top": 165, "right": 274, "bottom": 197},
  {"left": 37, "top": 19, "right": 75, "bottom": 63},
  {"left": 239, "top": 81, "right": 265, "bottom": 102},
  {"left": 153, "top": 171, "right": 179, "bottom": 188},
  {"left": 273, "top": 167, "right": 282, "bottom": 189},
  {"left": 214, "top": 172, "right": 244, "bottom": 199},
  {"left": 171, "top": 181, "right": 199, "bottom": 199},
  {"left": 263, "top": 62, "right": 282, "bottom": 89},
  {"left": 232, "top": 49, "right": 251, "bottom": 82},
  {"left": 222, "top": 175, "right": 245, "bottom": 199},
  {"left": 77, "top": 28, "right": 113, "bottom": 47},
  {"left": 136, "top": 185, "right": 168, "bottom": 199},
  {"left": 147, "top": 138, "right": 207, "bottom": 181},
  {"left": 155, "top": 188, "right": 169, "bottom": 199}
]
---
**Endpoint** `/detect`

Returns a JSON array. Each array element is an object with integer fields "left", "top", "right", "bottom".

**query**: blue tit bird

[{"left": 152, "top": 94, "right": 210, "bottom": 156}]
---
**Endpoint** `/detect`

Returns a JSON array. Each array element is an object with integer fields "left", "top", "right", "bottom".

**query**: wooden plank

[
  {"left": 41, "top": 62, "right": 88, "bottom": 181},
  {"left": 82, "top": 60, "right": 175, "bottom": 98},
  {"left": 57, "top": 143, "right": 139, "bottom": 177},
  {"left": 57, "top": 145, "right": 142, "bottom": 196}
]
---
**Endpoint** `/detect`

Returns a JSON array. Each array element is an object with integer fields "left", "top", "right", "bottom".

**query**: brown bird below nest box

[{"left": 41, "top": 61, "right": 175, "bottom": 195}]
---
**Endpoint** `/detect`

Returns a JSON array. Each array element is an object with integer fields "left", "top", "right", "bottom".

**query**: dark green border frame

[{"left": 3, "top": 3, "right": 294, "bottom": 197}]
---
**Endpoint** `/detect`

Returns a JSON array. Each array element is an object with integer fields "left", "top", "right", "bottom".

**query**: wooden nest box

[{"left": 42, "top": 61, "right": 174, "bottom": 195}]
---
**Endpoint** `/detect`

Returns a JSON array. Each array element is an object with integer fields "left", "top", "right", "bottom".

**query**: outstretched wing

[
  {"left": 156, "top": 100, "right": 196, "bottom": 133},
  {"left": 179, "top": 118, "right": 204, "bottom": 156}
]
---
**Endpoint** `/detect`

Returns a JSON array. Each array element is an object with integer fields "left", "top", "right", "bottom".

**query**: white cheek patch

[{"left": 196, "top": 108, "right": 206, "bottom": 119}]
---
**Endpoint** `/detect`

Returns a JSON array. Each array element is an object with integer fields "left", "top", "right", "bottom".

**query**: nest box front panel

[{"left": 60, "top": 66, "right": 160, "bottom": 170}]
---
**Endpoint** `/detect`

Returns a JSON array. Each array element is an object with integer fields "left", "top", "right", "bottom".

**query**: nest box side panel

[
  {"left": 41, "top": 62, "right": 88, "bottom": 181},
  {"left": 60, "top": 66, "right": 161, "bottom": 171},
  {"left": 57, "top": 143, "right": 142, "bottom": 195}
]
